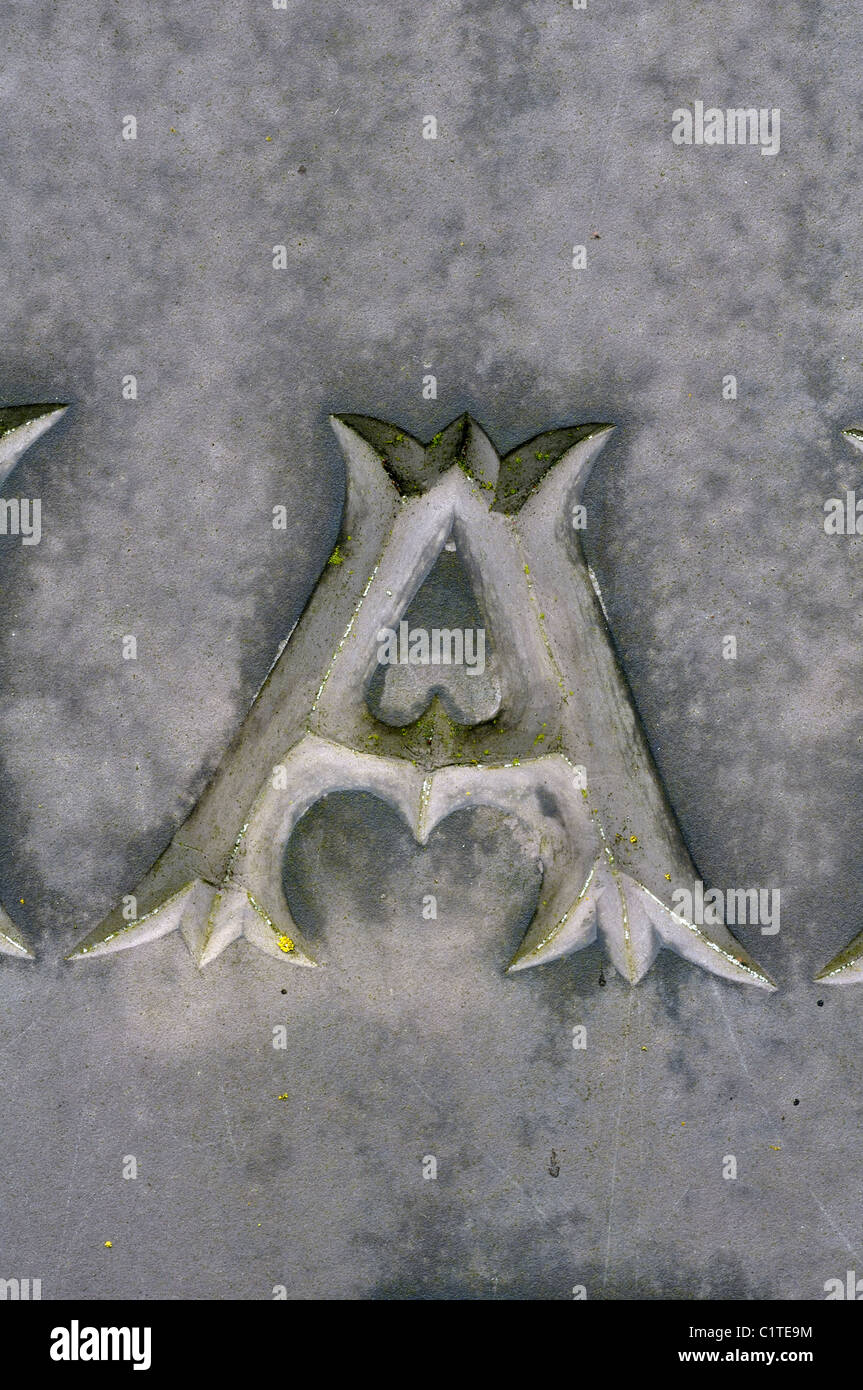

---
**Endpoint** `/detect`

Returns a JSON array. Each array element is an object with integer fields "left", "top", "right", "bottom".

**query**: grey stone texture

[{"left": 0, "top": 0, "right": 861, "bottom": 1298}]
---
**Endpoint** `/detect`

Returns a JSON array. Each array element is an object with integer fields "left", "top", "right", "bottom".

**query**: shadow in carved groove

[{"left": 0, "top": 402, "right": 67, "bottom": 961}]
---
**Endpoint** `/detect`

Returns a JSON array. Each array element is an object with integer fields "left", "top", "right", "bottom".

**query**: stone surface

[{"left": 0, "top": 0, "right": 861, "bottom": 1299}]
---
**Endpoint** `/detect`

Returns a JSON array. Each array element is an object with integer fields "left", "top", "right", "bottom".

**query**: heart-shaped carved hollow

[
  {"left": 365, "top": 540, "right": 502, "bottom": 728},
  {"left": 281, "top": 790, "right": 544, "bottom": 968},
  {"left": 219, "top": 735, "right": 600, "bottom": 971}
]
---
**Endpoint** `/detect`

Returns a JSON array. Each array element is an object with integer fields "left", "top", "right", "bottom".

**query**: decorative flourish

[
  {"left": 0, "top": 402, "right": 68, "bottom": 960},
  {"left": 69, "top": 413, "right": 773, "bottom": 989}
]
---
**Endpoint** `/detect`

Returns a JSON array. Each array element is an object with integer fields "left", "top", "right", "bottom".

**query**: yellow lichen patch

[
  {"left": 629, "top": 835, "right": 638, "bottom": 845},
  {"left": 277, "top": 1094, "right": 289, "bottom": 1102},
  {"left": 277, "top": 934, "right": 295, "bottom": 953},
  {"left": 104, "top": 1241, "right": 113, "bottom": 1249}
]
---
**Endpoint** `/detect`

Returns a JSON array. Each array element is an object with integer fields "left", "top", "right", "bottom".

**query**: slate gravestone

[{"left": 0, "top": 0, "right": 861, "bottom": 1301}]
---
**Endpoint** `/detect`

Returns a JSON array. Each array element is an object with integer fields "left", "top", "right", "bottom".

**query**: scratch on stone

[
  {"left": 218, "top": 1074, "right": 241, "bottom": 1161},
  {"left": 711, "top": 980, "right": 863, "bottom": 1266},
  {"left": 602, "top": 989, "right": 635, "bottom": 1292}
]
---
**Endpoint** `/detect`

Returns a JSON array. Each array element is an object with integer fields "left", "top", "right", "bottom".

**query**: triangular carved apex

[
  {"left": 814, "top": 931, "right": 863, "bottom": 985},
  {"left": 331, "top": 414, "right": 614, "bottom": 510},
  {"left": 0, "top": 403, "right": 68, "bottom": 490},
  {"left": 331, "top": 415, "right": 426, "bottom": 497},
  {"left": 0, "top": 905, "right": 35, "bottom": 960},
  {"left": 843, "top": 426, "right": 863, "bottom": 455},
  {"left": 495, "top": 423, "right": 614, "bottom": 514}
]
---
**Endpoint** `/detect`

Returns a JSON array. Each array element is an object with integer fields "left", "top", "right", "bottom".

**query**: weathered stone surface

[{"left": 0, "top": 0, "right": 860, "bottom": 1300}]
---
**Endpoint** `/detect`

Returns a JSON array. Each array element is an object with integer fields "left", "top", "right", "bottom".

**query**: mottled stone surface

[{"left": 0, "top": 0, "right": 861, "bottom": 1298}]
